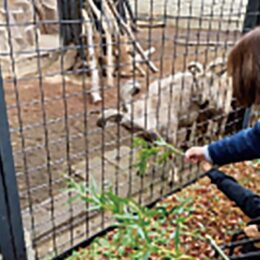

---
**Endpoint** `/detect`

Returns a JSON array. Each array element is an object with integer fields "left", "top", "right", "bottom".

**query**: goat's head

[
  {"left": 187, "top": 58, "right": 232, "bottom": 112},
  {"left": 97, "top": 79, "right": 141, "bottom": 127},
  {"left": 120, "top": 79, "right": 141, "bottom": 112}
]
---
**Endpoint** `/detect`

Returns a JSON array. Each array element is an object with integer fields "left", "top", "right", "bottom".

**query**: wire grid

[{"left": 0, "top": 0, "right": 254, "bottom": 258}]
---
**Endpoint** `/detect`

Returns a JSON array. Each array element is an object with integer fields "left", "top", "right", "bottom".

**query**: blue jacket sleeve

[{"left": 208, "top": 122, "right": 260, "bottom": 166}]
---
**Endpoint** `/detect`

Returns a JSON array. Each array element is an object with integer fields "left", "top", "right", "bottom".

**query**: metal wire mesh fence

[{"left": 0, "top": 0, "right": 259, "bottom": 259}]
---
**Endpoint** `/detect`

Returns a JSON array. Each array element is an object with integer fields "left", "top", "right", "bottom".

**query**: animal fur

[{"left": 97, "top": 58, "right": 233, "bottom": 145}]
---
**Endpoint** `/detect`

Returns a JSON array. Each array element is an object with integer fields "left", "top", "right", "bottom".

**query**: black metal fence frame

[{"left": 0, "top": 71, "right": 27, "bottom": 259}]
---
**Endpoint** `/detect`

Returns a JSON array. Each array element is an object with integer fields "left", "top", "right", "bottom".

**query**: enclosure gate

[{"left": 0, "top": 0, "right": 259, "bottom": 259}]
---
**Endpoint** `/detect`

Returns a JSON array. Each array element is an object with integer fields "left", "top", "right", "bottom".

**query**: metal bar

[
  {"left": 58, "top": 0, "right": 82, "bottom": 46},
  {"left": 242, "top": 0, "right": 260, "bottom": 33},
  {"left": 230, "top": 251, "right": 260, "bottom": 260},
  {"left": 223, "top": 237, "right": 260, "bottom": 249},
  {"left": 0, "top": 71, "right": 27, "bottom": 260}
]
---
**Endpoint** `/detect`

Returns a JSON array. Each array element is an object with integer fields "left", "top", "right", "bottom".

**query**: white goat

[{"left": 97, "top": 58, "right": 232, "bottom": 145}]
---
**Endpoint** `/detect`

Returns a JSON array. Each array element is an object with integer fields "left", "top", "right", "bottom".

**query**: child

[{"left": 185, "top": 26, "right": 260, "bottom": 219}]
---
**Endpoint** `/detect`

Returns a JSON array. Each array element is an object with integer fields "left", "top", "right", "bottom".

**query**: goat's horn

[
  {"left": 187, "top": 61, "right": 204, "bottom": 76},
  {"left": 96, "top": 109, "right": 124, "bottom": 128}
]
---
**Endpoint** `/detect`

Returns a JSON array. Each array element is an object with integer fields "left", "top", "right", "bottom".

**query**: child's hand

[
  {"left": 185, "top": 146, "right": 206, "bottom": 163},
  {"left": 185, "top": 147, "right": 213, "bottom": 171}
]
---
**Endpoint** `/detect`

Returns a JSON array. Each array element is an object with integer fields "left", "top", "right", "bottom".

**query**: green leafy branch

[
  {"left": 66, "top": 177, "right": 195, "bottom": 260},
  {"left": 133, "top": 135, "right": 184, "bottom": 176}
]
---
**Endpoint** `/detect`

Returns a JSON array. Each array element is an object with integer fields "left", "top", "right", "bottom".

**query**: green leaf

[
  {"left": 137, "top": 226, "right": 149, "bottom": 241},
  {"left": 87, "top": 205, "right": 101, "bottom": 212},
  {"left": 142, "top": 251, "right": 151, "bottom": 260},
  {"left": 66, "top": 195, "right": 80, "bottom": 205},
  {"left": 97, "top": 238, "right": 111, "bottom": 248},
  {"left": 174, "top": 226, "right": 180, "bottom": 253}
]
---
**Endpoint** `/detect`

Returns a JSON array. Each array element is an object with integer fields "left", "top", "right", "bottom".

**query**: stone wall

[{"left": 130, "top": 0, "right": 248, "bottom": 31}]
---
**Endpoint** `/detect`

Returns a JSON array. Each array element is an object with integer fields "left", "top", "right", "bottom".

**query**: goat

[
  {"left": 97, "top": 57, "right": 232, "bottom": 144},
  {"left": 97, "top": 58, "right": 232, "bottom": 183},
  {"left": 188, "top": 57, "right": 233, "bottom": 142}
]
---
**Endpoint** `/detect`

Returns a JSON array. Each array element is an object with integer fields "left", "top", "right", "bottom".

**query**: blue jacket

[{"left": 208, "top": 121, "right": 260, "bottom": 166}]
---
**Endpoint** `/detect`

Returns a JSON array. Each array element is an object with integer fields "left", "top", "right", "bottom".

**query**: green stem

[
  {"left": 154, "top": 130, "right": 185, "bottom": 157},
  {"left": 168, "top": 144, "right": 185, "bottom": 157}
]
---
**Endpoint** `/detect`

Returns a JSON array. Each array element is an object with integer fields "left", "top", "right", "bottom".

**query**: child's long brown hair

[{"left": 228, "top": 27, "right": 260, "bottom": 106}]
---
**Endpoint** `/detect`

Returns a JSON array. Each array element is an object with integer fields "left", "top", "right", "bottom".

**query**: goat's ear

[
  {"left": 187, "top": 61, "right": 204, "bottom": 77},
  {"left": 129, "top": 80, "right": 141, "bottom": 96},
  {"left": 206, "top": 57, "right": 227, "bottom": 76},
  {"left": 120, "top": 80, "right": 141, "bottom": 101}
]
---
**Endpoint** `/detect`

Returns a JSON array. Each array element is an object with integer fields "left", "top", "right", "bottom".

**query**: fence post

[
  {"left": 241, "top": 0, "right": 260, "bottom": 128},
  {"left": 58, "top": 0, "right": 82, "bottom": 46},
  {"left": 243, "top": 0, "right": 260, "bottom": 33},
  {"left": 0, "top": 71, "right": 27, "bottom": 259}
]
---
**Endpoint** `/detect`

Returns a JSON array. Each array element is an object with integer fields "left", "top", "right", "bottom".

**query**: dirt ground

[{"left": 3, "top": 26, "right": 241, "bottom": 257}]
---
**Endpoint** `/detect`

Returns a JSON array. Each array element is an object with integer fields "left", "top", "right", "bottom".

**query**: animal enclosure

[{"left": 0, "top": 0, "right": 259, "bottom": 259}]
